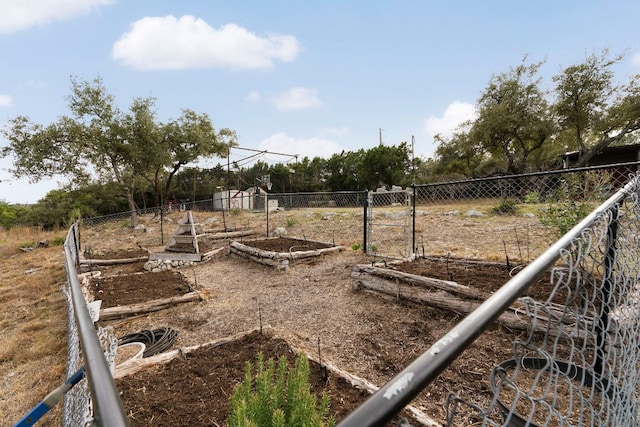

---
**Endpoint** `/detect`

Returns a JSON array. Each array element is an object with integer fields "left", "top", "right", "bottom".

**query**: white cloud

[
  {"left": 259, "top": 132, "right": 345, "bottom": 160},
  {"left": 0, "top": 94, "right": 13, "bottom": 107},
  {"left": 0, "top": 0, "right": 113, "bottom": 34},
  {"left": 246, "top": 91, "right": 261, "bottom": 103},
  {"left": 632, "top": 53, "right": 640, "bottom": 69},
  {"left": 424, "top": 101, "right": 477, "bottom": 140},
  {"left": 322, "top": 126, "right": 349, "bottom": 137},
  {"left": 26, "top": 79, "right": 47, "bottom": 88},
  {"left": 272, "top": 87, "right": 322, "bottom": 111},
  {"left": 112, "top": 15, "right": 301, "bottom": 70}
]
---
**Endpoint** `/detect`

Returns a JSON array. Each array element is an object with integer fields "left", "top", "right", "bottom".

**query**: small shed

[
  {"left": 562, "top": 143, "right": 640, "bottom": 187},
  {"left": 213, "top": 189, "right": 251, "bottom": 210}
]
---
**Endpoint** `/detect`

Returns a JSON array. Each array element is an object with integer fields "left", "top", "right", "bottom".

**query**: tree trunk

[{"left": 126, "top": 187, "right": 138, "bottom": 228}]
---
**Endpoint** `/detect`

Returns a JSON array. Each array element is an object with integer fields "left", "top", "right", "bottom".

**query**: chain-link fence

[
  {"left": 81, "top": 191, "right": 368, "bottom": 250},
  {"left": 62, "top": 223, "right": 128, "bottom": 427},
  {"left": 338, "top": 171, "right": 640, "bottom": 426},
  {"left": 365, "top": 189, "right": 413, "bottom": 259}
]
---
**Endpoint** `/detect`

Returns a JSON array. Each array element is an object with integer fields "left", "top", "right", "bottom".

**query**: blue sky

[{"left": 1, "top": 0, "right": 640, "bottom": 203}]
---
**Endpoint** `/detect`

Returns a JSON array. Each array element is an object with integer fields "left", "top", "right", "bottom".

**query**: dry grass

[{"left": 0, "top": 227, "right": 68, "bottom": 426}]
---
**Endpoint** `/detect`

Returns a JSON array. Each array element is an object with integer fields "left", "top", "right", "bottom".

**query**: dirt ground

[{"left": 81, "top": 206, "right": 558, "bottom": 426}]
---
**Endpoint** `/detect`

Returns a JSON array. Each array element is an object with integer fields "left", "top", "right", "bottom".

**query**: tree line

[{"left": 1, "top": 50, "right": 639, "bottom": 229}]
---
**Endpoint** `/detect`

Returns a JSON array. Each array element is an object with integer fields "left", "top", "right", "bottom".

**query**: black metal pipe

[
  {"left": 411, "top": 185, "right": 416, "bottom": 257},
  {"left": 64, "top": 225, "right": 129, "bottom": 427},
  {"left": 595, "top": 205, "right": 618, "bottom": 377},
  {"left": 337, "top": 177, "right": 637, "bottom": 427},
  {"left": 363, "top": 190, "right": 368, "bottom": 253}
]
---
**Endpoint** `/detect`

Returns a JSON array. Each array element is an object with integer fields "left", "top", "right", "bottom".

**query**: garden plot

[
  {"left": 88, "top": 266, "right": 202, "bottom": 321},
  {"left": 230, "top": 236, "right": 344, "bottom": 270},
  {"left": 76, "top": 205, "right": 566, "bottom": 424},
  {"left": 115, "top": 327, "right": 435, "bottom": 427}
]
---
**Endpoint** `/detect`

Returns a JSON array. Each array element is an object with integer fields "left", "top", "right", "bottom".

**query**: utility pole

[
  {"left": 411, "top": 135, "right": 416, "bottom": 183},
  {"left": 379, "top": 128, "right": 383, "bottom": 145}
]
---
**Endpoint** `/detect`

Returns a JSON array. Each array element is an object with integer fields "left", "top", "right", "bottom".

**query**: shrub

[
  {"left": 230, "top": 208, "right": 242, "bottom": 216},
  {"left": 50, "top": 236, "right": 66, "bottom": 246},
  {"left": 491, "top": 198, "right": 518, "bottom": 215},
  {"left": 523, "top": 191, "right": 540, "bottom": 204},
  {"left": 539, "top": 200, "right": 592, "bottom": 236},
  {"left": 228, "top": 352, "right": 334, "bottom": 427},
  {"left": 351, "top": 243, "right": 361, "bottom": 251},
  {"left": 285, "top": 217, "right": 297, "bottom": 227}
]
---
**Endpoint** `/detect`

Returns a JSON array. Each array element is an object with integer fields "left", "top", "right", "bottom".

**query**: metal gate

[{"left": 366, "top": 189, "right": 413, "bottom": 259}]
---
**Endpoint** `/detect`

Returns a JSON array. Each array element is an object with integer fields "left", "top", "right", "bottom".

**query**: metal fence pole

[
  {"left": 595, "top": 204, "right": 618, "bottom": 378},
  {"left": 411, "top": 184, "right": 416, "bottom": 258},
  {"left": 64, "top": 224, "right": 129, "bottom": 427},
  {"left": 363, "top": 190, "right": 368, "bottom": 252}
]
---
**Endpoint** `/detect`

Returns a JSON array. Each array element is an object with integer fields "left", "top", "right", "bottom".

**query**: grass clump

[
  {"left": 229, "top": 352, "right": 335, "bottom": 427},
  {"left": 491, "top": 198, "right": 518, "bottom": 215}
]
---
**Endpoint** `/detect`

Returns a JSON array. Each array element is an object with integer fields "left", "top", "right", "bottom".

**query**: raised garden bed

[
  {"left": 352, "top": 256, "right": 575, "bottom": 337},
  {"left": 115, "top": 327, "right": 436, "bottom": 426},
  {"left": 88, "top": 269, "right": 202, "bottom": 321},
  {"left": 230, "top": 236, "right": 344, "bottom": 270}
]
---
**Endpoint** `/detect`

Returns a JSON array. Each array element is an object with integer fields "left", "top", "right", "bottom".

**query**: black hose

[{"left": 118, "top": 327, "right": 178, "bottom": 358}]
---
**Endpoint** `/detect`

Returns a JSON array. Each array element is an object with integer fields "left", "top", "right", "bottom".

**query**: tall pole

[
  {"left": 411, "top": 135, "right": 416, "bottom": 183},
  {"left": 226, "top": 144, "right": 231, "bottom": 208}
]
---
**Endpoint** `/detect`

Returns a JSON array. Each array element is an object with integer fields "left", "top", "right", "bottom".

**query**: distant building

[
  {"left": 562, "top": 143, "right": 640, "bottom": 187},
  {"left": 213, "top": 189, "right": 251, "bottom": 210}
]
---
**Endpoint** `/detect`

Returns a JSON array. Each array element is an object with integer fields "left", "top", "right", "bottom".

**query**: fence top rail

[
  {"left": 415, "top": 161, "right": 640, "bottom": 189},
  {"left": 337, "top": 173, "right": 639, "bottom": 427},
  {"left": 64, "top": 223, "right": 129, "bottom": 427}
]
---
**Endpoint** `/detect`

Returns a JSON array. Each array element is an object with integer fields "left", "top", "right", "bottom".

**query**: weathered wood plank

[{"left": 99, "top": 291, "right": 202, "bottom": 321}]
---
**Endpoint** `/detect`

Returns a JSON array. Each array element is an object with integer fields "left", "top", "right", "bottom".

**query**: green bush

[
  {"left": 230, "top": 208, "right": 242, "bottom": 216},
  {"left": 491, "top": 198, "right": 518, "bottom": 215},
  {"left": 228, "top": 352, "right": 334, "bottom": 427},
  {"left": 523, "top": 191, "right": 540, "bottom": 204},
  {"left": 285, "top": 217, "right": 297, "bottom": 227},
  {"left": 539, "top": 200, "right": 592, "bottom": 236},
  {"left": 351, "top": 243, "right": 361, "bottom": 251}
]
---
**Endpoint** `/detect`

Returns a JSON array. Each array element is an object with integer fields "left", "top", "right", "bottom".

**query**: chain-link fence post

[{"left": 363, "top": 189, "right": 368, "bottom": 252}]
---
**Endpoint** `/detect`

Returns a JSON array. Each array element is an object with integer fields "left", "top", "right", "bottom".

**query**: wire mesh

[
  {"left": 62, "top": 223, "right": 128, "bottom": 427},
  {"left": 62, "top": 284, "right": 91, "bottom": 427},
  {"left": 442, "top": 175, "right": 640, "bottom": 426},
  {"left": 366, "top": 189, "right": 413, "bottom": 259}
]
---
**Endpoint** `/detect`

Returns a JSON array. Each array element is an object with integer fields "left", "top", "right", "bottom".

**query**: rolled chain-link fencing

[{"left": 441, "top": 173, "right": 640, "bottom": 426}]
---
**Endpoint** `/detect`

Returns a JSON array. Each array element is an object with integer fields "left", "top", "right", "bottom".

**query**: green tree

[
  {"left": 553, "top": 50, "right": 640, "bottom": 166},
  {"left": 471, "top": 59, "right": 555, "bottom": 174},
  {"left": 0, "top": 201, "right": 17, "bottom": 229},
  {"left": 433, "top": 129, "right": 487, "bottom": 178},
  {"left": 324, "top": 150, "right": 364, "bottom": 191},
  {"left": 358, "top": 142, "right": 411, "bottom": 189},
  {"left": 1, "top": 77, "right": 236, "bottom": 226}
]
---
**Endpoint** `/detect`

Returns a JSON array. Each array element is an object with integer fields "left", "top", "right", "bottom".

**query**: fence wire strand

[{"left": 443, "top": 174, "right": 640, "bottom": 426}]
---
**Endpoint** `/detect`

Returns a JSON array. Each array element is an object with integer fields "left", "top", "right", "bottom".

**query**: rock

[
  {"left": 466, "top": 210, "right": 484, "bottom": 217},
  {"left": 272, "top": 227, "right": 287, "bottom": 237}
]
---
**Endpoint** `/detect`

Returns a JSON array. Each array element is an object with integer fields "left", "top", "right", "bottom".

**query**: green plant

[
  {"left": 351, "top": 243, "right": 361, "bottom": 251},
  {"left": 491, "top": 198, "right": 518, "bottom": 215},
  {"left": 230, "top": 208, "right": 242, "bottom": 216},
  {"left": 539, "top": 200, "right": 592, "bottom": 236},
  {"left": 229, "top": 352, "right": 334, "bottom": 427},
  {"left": 50, "top": 236, "right": 66, "bottom": 246},
  {"left": 523, "top": 191, "right": 540, "bottom": 204},
  {"left": 285, "top": 217, "right": 297, "bottom": 227}
]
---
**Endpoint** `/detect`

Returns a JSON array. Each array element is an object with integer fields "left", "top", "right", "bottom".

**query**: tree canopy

[
  {"left": 1, "top": 76, "right": 237, "bottom": 225},
  {"left": 433, "top": 50, "right": 640, "bottom": 175}
]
